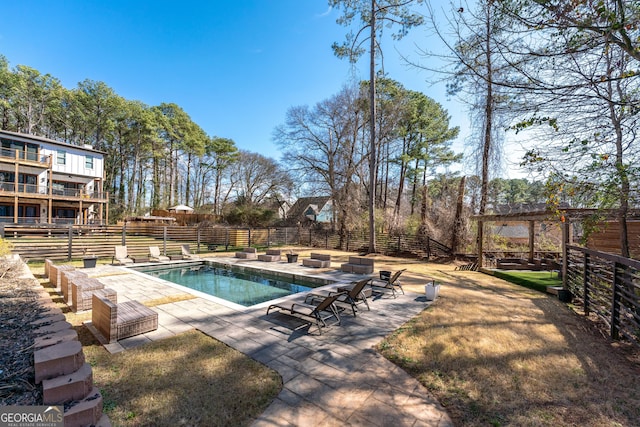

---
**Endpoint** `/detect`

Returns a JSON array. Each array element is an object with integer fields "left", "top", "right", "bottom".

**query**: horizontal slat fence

[
  {"left": 566, "top": 246, "right": 640, "bottom": 350},
  {"left": 3, "top": 224, "right": 454, "bottom": 262}
]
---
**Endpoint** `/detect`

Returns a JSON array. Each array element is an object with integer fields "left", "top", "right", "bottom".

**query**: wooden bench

[
  {"left": 92, "top": 291, "right": 158, "bottom": 343},
  {"left": 302, "top": 253, "right": 331, "bottom": 268},
  {"left": 235, "top": 247, "right": 257, "bottom": 259},
  {"left": 258, "top": 249, "right": 282, "bottom": 262},
  {"left": 340, "top": 256, "right": 374, "bottom": 274}
]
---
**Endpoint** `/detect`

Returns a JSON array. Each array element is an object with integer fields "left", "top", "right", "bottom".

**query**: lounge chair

[
  {"left": 306, "top": 279, "right": 371, "bottom": 316},
  {"left": 368, "top": 269, "right": 406, "bottom": 298},
  {"left": 266, "top": 292, "right": 344, "bottom": 334},
  {"left": 113, "top": 245, "right": 133, "bottom": 265},
  {"left": 149, "top": 246, "right": 170, "bottom": 262},
  {"left": 181, "top": 244, "right": 200, "bottom": 259}
]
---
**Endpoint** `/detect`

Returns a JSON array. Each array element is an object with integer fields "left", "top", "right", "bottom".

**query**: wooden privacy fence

[
  {"left": 565, "top": 245, "right": 640, "bottom": 350},
  {"left": 3, "top": 224, "right": 453, "bottom": 261}
]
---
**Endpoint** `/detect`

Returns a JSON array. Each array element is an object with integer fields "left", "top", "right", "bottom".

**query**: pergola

[{"left": 472, "top": 208, "right": 637, "bottom": 281}]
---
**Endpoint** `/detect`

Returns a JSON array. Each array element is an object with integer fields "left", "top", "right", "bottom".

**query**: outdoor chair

[
  {"left": 181, "top": 244, "right": 201, "bottom": 260},
  {"left": 71, "top": 277, "right": 111, "bottom": 312},
  {"left": 49, "top": 263, "right": 75, "bottom": 290},
  {"left": 305, "top": 278, "right": 371, "bottom": 316},
  {"left": 266, "top": 292, "right": 345, "bottom": 334},
  {"left": 113, "top": 245, "right": 134, "bottom": 265},
  {"left": 92, "top": 291, "right": 158, "bottom": 343},
  {"left": 368, "top": 269, "right": 406, "bottom": 298},
  {"left": 234, "top": 247, "right": 257, "bottom": 259},
  {"left": 258, "top": 249, "right": 281, "bottom": 262},
  {"left": 60, "top": 269, "right": 89, "bottom": 303},
  {"left": 149, "top": 246, "right": 170, "bottom": 262}
]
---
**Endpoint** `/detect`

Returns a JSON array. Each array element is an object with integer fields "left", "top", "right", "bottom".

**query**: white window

[
  {"left": 85, "top": 155, "right": 94, "bottom": 169},
  {"left": 57, "top": 150, "right": 66, "bottom": 165}
]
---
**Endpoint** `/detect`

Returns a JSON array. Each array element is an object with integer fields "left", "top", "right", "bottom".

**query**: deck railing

[{"left": 566, "top": 245, "right": 640, "bottom": 349}]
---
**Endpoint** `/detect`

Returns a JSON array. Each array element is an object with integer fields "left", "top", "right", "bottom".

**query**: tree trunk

[
  {"left": 451, "top": 176, "right": 466, "bottom": 253},
  {"left": 367, "top": 0, "right": 377, "bottom": 254},
  {"left": 477, "top": 7, "right": 494, "bottom": 268}
]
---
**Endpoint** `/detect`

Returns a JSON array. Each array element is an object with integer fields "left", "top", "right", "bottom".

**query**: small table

[
  {"left": 131, "top": 256, "right": 149, "bottom": 263},
  {"left": 168, "top": 254, "right": 184, "bottom": 260}
]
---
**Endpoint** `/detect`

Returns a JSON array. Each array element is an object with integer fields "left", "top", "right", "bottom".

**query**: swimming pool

[{"left": 133, "top": 262, "right": 320, "bottom": 307}]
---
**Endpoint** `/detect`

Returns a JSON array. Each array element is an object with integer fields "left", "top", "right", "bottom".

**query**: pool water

[{"left": 140, "top": 263, "right": 314, "bottom": 306}]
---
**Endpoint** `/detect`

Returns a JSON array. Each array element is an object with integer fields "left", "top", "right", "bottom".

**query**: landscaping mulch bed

[{"left": 0, "top": 258, "right": 43, "bottom": 406}]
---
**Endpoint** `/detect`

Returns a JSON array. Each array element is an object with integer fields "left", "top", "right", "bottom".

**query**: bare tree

[{"left": 330, "top": 0, "right": 424, "bottom": 253}]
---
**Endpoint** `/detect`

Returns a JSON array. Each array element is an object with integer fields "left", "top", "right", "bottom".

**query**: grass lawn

[
  {"left": 492, "top": 270, "right": 562, "bottom": 293},
  {"left": 379, "top": 262, "right": 640, "bottom": 426}
]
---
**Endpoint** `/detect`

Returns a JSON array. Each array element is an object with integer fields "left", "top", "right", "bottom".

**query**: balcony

[
  {"left": 0, "top": 183, "right": 108, "bottom": 201},
  {"left": 0, "top": 147, "right": 50, "bottom": 166}
]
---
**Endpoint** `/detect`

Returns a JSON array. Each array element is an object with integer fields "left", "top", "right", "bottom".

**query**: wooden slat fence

[
  {"left": 566, "top": 245, "right": 640, "bottom": 350},
  {"left": 3, "top": 224, "right": 455, "bottom": 262}
]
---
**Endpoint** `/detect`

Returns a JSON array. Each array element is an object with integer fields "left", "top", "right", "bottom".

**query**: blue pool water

[{"left": 139, "top": 263, "right": 314, "bottom": 306}]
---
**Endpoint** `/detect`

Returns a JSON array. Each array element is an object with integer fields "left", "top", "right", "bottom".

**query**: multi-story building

[{"left": 0, "top": 130, "right": 108, "bottom": 225}]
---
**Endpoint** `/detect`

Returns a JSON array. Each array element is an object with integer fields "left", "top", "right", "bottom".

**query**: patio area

[{"left": 81, "top": 258, "right": 453, "bottom": 426}]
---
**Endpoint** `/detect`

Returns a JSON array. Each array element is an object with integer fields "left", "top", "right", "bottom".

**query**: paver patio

[{"left": 83, "top": 258, "right": 453, "bottom": 426}]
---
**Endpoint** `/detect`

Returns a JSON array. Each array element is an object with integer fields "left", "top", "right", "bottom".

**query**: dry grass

[
  {"left": 372, "top": 258, "right": 640, "bottom": 426},
  {"left": 83, "top": 330, "right": 281, "bottom": 426}
]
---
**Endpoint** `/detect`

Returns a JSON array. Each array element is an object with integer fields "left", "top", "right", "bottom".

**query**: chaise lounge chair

[
  {"left": 305, "top": 278, "right": 371, "bottom": 316},
  {"left": 113, "top": 245, "right": 134, "bottom": 265},
  {"left": 368, "top": 269, "right": 406, "bottom": 298},
  {"left": 266, "top": 292, "right": 345, "bottom": 334},
  {"left": 181, "top": 244, "right": 201, "bottom": 260},
  {"left": 149, "top": 246, "right": 170, "bottom": 262}
]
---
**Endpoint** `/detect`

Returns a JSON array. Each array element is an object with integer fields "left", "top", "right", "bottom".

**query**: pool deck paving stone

[{"left": 83, "top": 259, "right": 453, "bottom": 426}]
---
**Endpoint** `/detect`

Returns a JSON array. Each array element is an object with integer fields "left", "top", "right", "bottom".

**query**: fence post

[
  {"left": 346, "top": 231, "right": 350, "bottom": 252},
  {"left": 309, "top": 229, "right": 312, "bottom": 247},
  {"left": 68, "top": 225, "right": 73, "bottom": 261},
  {"left": 163, "top": 227, "right": 167, "bottom": 255},
  {"left": 284, "top": 227, "right": 288, "bottom": 246},
  {"left": 121, "top": 224, "right": 126, "bottom": 246},
  {"left": 325, "top": 231, "right": 328, "bottom": 249},
  {"left": 0, "top": 224, "right": 4, "bottom": 239},
  {"left": 611, "top": 262, "right": 621, "bottom": 340},
  {"left": 583, "top": 253, "right": 590, "bottom": 315},
  {"left": 197, "top": 228, "right": 201, "bottom": 252},
  {"left": 267, "top": 228, "right": 271, "bottom": 248},
  {"left": 225, "top": 227, "right": 230, "bottom": 250},
  {"left": 397, "top": 235, "right": 401, "bottom": 253},
  {"left": 248, "top": 228, "right": 251, "bottom": 247}
]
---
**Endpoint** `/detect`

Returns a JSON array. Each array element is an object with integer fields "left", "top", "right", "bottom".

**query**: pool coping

[{"left": 124, "top": 257, "right": 368, "bottom": 311}]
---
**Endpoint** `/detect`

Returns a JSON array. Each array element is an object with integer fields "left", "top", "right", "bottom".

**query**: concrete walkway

[{"left": 86, "top": 259, "right": 453, "bottom": 426}]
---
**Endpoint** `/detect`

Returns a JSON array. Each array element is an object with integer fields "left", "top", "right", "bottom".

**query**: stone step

[
  {"left": 34, "top": 320, "right": 73, "bottom": 336},
  {"left": 42, "top": 363, "right": 93, "bottom": 404},
  {"left": 34, "top": 340, "right": 85, "bottom": 383},
  {"left": 37, "top": 306, "right": 64, "bottom": 317},
  {"left": 31, "top": 312, "right": 66, "bottom": 327},
  {"left": 63, "top": 387, "right": 103, "bottom": 427},
  {"left": 34, "top": 328, "right": 78, "bottom": 350}
]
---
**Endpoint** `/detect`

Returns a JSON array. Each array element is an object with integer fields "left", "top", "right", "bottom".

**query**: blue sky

[{"left": 0, "top": 1, "right": 518, "bottom": 175}]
